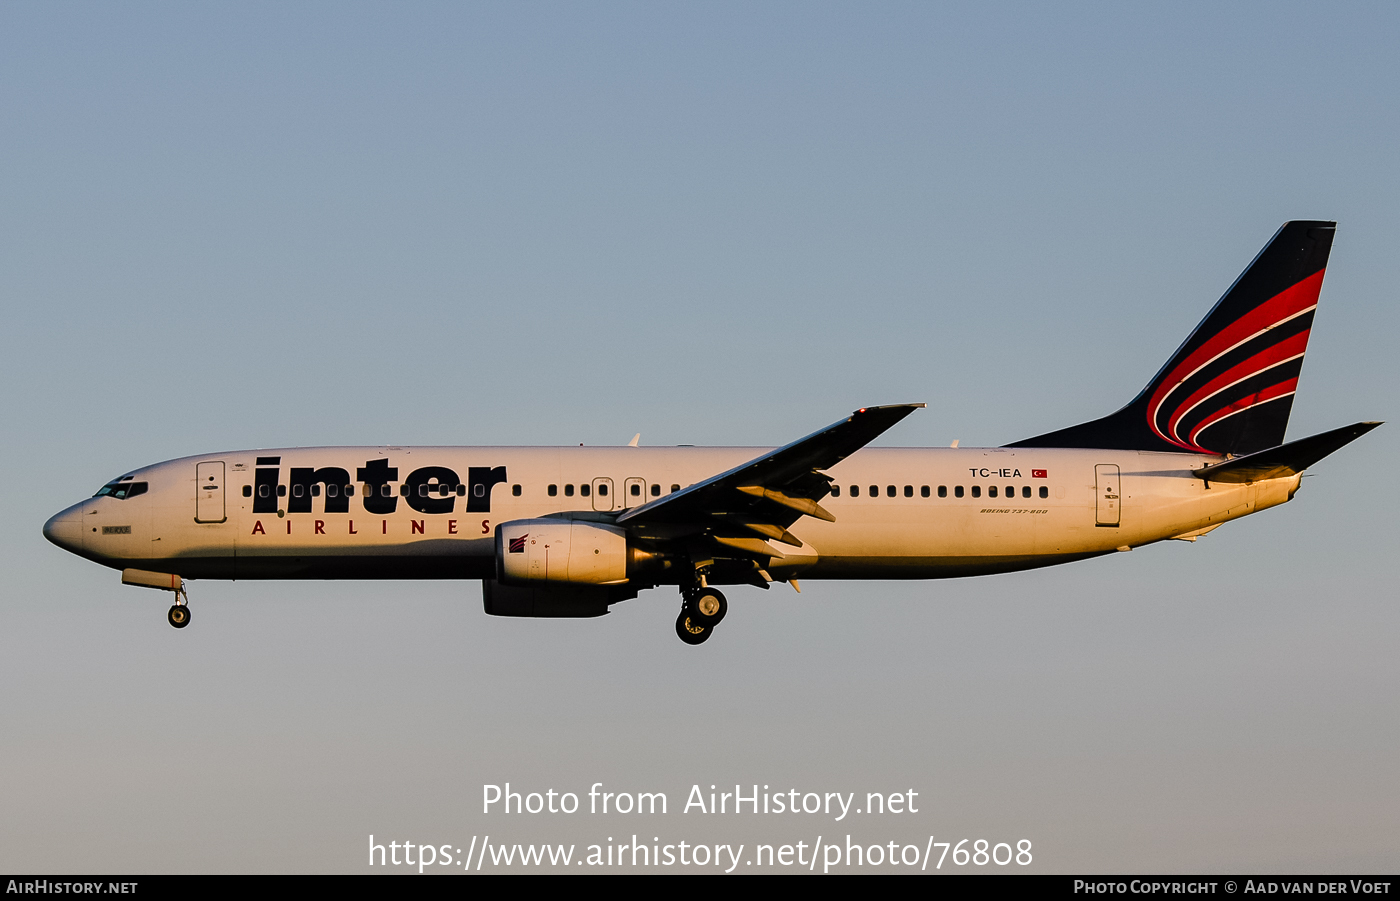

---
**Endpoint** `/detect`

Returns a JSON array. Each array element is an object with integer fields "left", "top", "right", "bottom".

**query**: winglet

[{"left": 628, "top": 433, "right": 640, "bottom": 447}]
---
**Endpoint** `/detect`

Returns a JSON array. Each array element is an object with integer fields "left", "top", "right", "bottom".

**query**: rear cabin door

[
  {"left": 1095, "top": 464, "right": 1121, "bottom": 527},
  {"left": 195, "top": 461, "right": 227, "bottom": 523}
]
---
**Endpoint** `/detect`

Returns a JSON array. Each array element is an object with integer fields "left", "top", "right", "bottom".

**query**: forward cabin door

[
  {"left": 1095, "top": 464, "right": 1121, "bottom": 527},
  {"left": 195, "top": 461, "right": 227, "bottom": 523}
]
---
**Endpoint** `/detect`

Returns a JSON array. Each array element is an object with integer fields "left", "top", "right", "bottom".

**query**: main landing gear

[{"left": 675, "top": 587, "right": 728, "bottom": 646}]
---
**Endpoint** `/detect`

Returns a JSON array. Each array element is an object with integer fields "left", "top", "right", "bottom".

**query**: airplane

[{"left": 43, "top": 221, "right": 1380, "bottom": 645}]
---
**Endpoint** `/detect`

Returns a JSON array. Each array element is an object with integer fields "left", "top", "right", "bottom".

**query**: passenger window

[
  {"left": 440, "top": 484, "right": 452, "bottom": 497},
  {"left": 903, "top": 485, "right": 912, "bottom": 497},
  {"left": 564, "top": 484, "right": 574, "bottom": 497},
  {"left": 971, "top": 486, "right": 981, "bottom": 498},
  {"left": 278, "top": 485, "right": 287, "bottom": 497},
  {"left": 670, "top": 484, "right": 680, "bottom": 493},
  {"left": 850, "top": 485, "right": 860, "bottom": 497},
  {"left": 312, "top": 484, "right": 322, "bottom": 497},
  {"left": 512, "top": 484, "right": 522, "bottom": 496},
  {"left": 418, "top": 484, "right": 428, "bottom": 497},
  {"left": 473, "top": 484, "right": 485, "bottom": 497},
  {"left": 831, "top": 485, "right": 841, "bottom": 497},
  {"left": 382, "top": 485, "right": 392, "bottom": 497},
  {"left": 399, "top": 485, "right": 409, "bottom": 496},
  {"left": 581, "top": 484, "right": 591, "bottom": 497},
  {"left": 346, "top": 485, "right": 354, "bottom": 497},
  {"left": 954, "top": 486, "right": 964, "bottom": 498},
  {"left": 1006, "top": 485, "right": 1014, "bottom": 498},
  {"left": 597, "top": 483, "right": 607, "bottom": 496},
  {"left": 548, "top": 484, "right": 558, "bottom": 497},
  {"left": 651, "top": 484, "right": 660, "bottom": 496},
  {"left": 326, "top": 485, "right": 337, "bottom": 497},
  {"left": 920, "top": 486, "right": 929, "bottom": 497},
  {"left": 989, "top": 486, "right": 997, "bottom": 498},
  {"left": 1022, "top": 486, "right": 1031, "bottom": 498},
  {"left": 243, "top": 485, "right": 252, "bottom": 497},
  {"left": 1039, "top": 486, "right": 1049, "bottom": 499},
  {"left": 938, "top": 485, "right": 947, "bottom": 498},
  {"left": 630, "top": 484, "right": 640, "bottom": 496},
  {"left": 456, "top": 485, "right": 465, "bottom": 496},
  {"left": 869, "top": 485, "right": 878, "bottom": 497}
]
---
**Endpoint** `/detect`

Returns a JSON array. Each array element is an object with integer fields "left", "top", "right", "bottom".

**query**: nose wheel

[{"left": 167, "top": 584, "right": 190, "bottom": 629}]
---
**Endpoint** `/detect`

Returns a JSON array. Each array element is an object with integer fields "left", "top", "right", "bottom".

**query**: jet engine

[{"left": 494, "top": 519, "right": 630, "bottom": 585}]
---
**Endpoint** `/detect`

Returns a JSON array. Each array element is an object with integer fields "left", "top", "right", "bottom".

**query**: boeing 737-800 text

[{"left": 43, "top": 221, "right": 1379, "bottom": 644}]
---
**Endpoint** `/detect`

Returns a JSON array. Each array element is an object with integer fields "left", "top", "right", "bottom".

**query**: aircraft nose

[{"left": 43, "top": 503, "right": 85, "bottom": 553}]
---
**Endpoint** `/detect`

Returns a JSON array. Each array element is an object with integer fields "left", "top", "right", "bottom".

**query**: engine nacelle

[
  {"left": 495, "top": 519, "right": 629, "bottom": 585},
  {"left": 482, "top": 580, "right": 613, "bottom": 618}
]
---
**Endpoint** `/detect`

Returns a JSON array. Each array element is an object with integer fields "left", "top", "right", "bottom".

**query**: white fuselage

[{"left": 43, "top": 445, "right": 1299, "bottom": 585}]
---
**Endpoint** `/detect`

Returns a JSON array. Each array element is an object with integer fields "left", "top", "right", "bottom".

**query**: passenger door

[
  {"left": 195, "top": 461, "right": 226, "bottom": 523},
  {"left": 1095, "top": 464, "right": 1121, "bottom": 527}
]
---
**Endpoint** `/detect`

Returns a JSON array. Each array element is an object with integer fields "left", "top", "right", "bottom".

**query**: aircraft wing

[{"left": 616, "top": 404, "right": 924, "bottom": 557}]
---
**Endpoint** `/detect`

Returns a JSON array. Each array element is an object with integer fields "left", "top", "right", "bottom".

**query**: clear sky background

[{"left": 2, "top": 2, "right": 1396, "bottom": 873}]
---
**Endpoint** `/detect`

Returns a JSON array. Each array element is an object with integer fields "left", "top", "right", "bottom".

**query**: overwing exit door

[
  {"left": 592, "top": 478, "right": 615, "bottom": 512},
  {"left": 1095, "top": 464, "right": 1121, "bottom": 527}
]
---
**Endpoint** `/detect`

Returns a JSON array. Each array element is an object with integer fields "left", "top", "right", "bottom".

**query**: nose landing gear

[{"left": 167, "top": 583, "right": 190, "bottom": 629}]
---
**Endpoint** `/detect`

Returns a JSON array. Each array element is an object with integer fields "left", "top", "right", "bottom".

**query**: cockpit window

[{"left": 94, "top": 481, "right": 148, "bottom": 500}]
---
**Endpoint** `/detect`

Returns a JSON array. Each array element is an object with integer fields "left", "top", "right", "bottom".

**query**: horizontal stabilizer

[{"left": 1194, "top": 421, "right": 1382, "bottom": 483}]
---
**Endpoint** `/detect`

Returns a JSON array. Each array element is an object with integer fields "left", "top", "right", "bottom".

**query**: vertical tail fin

[{"left": 1010, "top": 221, "right": 1335, "bottom": 455}]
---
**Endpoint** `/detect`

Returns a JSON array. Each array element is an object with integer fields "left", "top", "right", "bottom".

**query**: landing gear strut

[
  {"left": 675, "top": 586, "right": 727, "bottom": 645},
  {"left": 167, "top": 584, "right": 190, "bottom": 629}
]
